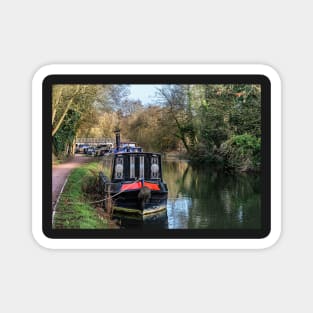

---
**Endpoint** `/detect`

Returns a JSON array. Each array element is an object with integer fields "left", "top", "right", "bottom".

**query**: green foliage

[
  {"left": 220, "top": 134, "right": 261, "bottom": 171},
  {"left": 53, "top": 109, "right": 81, "bottom": 158},
  {"left": 157, "top": 84, "right": 261, "bottom": 171}
]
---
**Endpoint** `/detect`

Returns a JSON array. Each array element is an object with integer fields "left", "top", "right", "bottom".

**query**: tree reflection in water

[{"left": 163, "top": 160, "right": 261, "bottom": 229}]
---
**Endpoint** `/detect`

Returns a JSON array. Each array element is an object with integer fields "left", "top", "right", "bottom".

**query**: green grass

[{"left": 53, "top": 162, "right": 109, "bottom": 229}]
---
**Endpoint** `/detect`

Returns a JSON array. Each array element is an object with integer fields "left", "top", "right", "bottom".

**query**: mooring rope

[
  {"left": 65, "top": 189, "right": 127, "bottom": 205},
  {"left": 64, "top": 178, "right": 143, "bottom": 206},
  {"left": 58, "top": 177, "right": 190, "bottom": 209}
]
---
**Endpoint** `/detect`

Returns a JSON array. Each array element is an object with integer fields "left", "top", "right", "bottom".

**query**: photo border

[{"left": 32, "top": 64, "right": 281, "bottom": 249}]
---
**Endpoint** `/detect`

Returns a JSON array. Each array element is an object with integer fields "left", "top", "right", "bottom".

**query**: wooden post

[{"left": 105, "top": 184, "right": 112, "bottom": 215}]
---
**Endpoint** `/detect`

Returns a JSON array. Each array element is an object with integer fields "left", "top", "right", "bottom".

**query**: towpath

[{"left": 52, "top": 154, "right": 93, "bottom": 210}]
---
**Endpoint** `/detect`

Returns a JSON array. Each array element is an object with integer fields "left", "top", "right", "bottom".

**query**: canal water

[
  {"left": 164, "top": 160, "right": 261, "bottom": 229},
  {"left": 115, "top": 160, "right": 261, "bottom": 229}
]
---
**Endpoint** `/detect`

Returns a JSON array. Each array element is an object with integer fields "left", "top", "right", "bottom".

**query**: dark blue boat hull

[{"left": 112, "top": 189, "right": 168, "bottom": 215}]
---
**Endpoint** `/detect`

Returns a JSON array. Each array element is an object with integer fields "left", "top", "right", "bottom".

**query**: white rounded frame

[{"left": 32, "top": 64, "right": 281, "bottom": 249}]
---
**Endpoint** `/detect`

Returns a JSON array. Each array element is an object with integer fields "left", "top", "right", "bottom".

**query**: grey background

[{"left": 0, "top": 0, "right": 311, "bottom": 312}]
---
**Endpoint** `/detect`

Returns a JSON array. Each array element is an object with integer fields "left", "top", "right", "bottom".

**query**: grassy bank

[{"left": 53, "top": 162, "right": 112, "bottom": 229}]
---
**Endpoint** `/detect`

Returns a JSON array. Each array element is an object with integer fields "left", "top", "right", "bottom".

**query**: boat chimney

[{"left": 114, "top": 128, "right": 121, "bottom": 150}]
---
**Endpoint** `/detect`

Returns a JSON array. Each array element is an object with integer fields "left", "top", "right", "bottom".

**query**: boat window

[
  {"left": 139, "top": 156, "right": 144, "bottom": 178},
  {"left": 130, "top": 156, "right": 135, "bottom": 178},
  {"left": 151, "top": 156, "right": 159, "bottom": 179},
  {"left": 115, "top": 157, "right": 124, "bottom": 179}
]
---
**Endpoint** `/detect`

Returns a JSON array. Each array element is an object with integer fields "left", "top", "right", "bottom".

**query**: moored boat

[{"left": 99, "top": 152, "right": 168, "bottom": 215}]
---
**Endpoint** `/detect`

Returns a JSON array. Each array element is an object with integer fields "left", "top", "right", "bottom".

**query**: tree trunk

[
  {"left": 52, "top": 85, "right": 80, "bottom": 136},
  {"left": 52, "top": 86, "right": 64, "bottom": 125},
  {"left": 171, "top": 111, "right": 190, "bottom": 152}
]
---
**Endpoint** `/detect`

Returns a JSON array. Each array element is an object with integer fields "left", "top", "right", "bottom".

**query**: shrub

[{"left": 220, "top": 134, "right": 261, "bottom": 171}]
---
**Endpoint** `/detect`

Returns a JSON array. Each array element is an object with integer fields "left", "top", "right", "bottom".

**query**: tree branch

[
  {"left": 52, "top": 85, "right": 80, "bottom": 137},
  {"left": 52, "top": 86, "right": 64, "bottom": 125}
]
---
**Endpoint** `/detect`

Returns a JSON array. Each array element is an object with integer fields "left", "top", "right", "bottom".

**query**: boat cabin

[{"left": 111, "top": 152, "right": 163, "bottom": 183}]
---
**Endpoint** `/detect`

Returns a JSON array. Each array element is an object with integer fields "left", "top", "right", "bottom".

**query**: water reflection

[
  {"left": 167, "top": 197, "right": 192, "bottom": 229},
  {"left": 163, "top": 160, "right": 261, "bottom": 229}
]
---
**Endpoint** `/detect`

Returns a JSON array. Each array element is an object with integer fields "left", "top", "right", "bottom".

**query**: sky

[{"left": 128, "top": 84, "right": 163, "bottom": 105}]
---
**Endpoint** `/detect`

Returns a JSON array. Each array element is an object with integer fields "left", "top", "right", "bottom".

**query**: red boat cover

[
  {"left": 121, "top": 181, "right": 160, "bottom": 191},
  {"left": 144, "top": 181, "right": 161, "bottom": 191}
]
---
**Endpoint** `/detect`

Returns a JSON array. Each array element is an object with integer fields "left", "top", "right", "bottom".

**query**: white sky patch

[{"left": 128, "top": 84, "right": 163, "bottom": 105}]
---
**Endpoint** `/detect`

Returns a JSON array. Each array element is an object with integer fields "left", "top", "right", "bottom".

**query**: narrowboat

[{"left": 99, "top": 152, "right": 168, "bottom": 215}]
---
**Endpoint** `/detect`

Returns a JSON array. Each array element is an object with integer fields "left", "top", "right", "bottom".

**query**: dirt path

[{"left": 52, "top": 154, "right": 94, "bottom": 210}]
